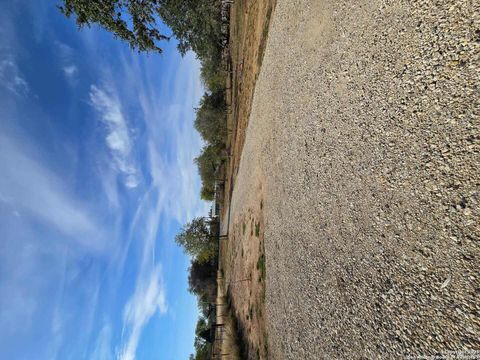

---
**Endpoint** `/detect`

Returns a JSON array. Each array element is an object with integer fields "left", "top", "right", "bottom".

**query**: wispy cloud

[
  {"left": 63, "top": 64, "right": 78, "bottom": 82},
  {"left": 106, "top": 50, "right": 205, "bottom": 360},
  {"left": 89, "top": 85, "right": 140, "bottom": 188},
  {"left": 56, "top": 41, "right": 79, "bottom": 85},
  {"left": 90, "top": 323, "right": 114, "bottom": 360},
  {"left": 119, "top": 266, "right": 167, "bottom": 360},
  {"left": 0, "top": 55, "right": 29, "bottom": 96},
  {"left": 63, "top": 65, "right": 77, "bottom": 76},
  {"left": 122, "top": 51, "right": 206, "bottom": 224},
  {"left": 111, "top": 51, "right": 207, "bottom": 278}
]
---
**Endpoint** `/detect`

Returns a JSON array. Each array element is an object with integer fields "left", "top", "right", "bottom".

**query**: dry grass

[
  {"left": 220, "top": 0, "right": 275, "bottom": 359},
  {"left": 221, "top": 197, "right": 268, "bottom": 360},
  {"left": 218, "top": 0, "right": 276, "bottom": 358}
]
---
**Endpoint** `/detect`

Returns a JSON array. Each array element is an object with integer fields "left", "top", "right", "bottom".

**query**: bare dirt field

[
  {"left": 224, "top": 0, "right": 275, "bottom": 208},
  {"left": 219, "top": 0, "right": 275, "bottom": 359},
  {"left": 224, "top": 0, "right": 479, "bottom": 359}
]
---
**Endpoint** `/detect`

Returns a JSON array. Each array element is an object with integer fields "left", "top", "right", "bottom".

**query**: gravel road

[{"left": 226, "top": 0, "right": 479, "bottom": 358}]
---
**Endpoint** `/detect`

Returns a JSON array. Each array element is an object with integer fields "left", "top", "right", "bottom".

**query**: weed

[
  {"left": 263, "top": 332, "right": 269, "bottom": 356},
  {"left": 257, "top": 4, "right": 274, "bottom": 68},
  {"left": 256, "top": 254, "right": 266, "bottom": 282},
  {"left": 255, "top": 222, "right": 260, "bottom": 237}
]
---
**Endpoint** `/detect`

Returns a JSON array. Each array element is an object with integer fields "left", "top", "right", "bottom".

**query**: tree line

[{"left": 59, "top": 1, "right": 230, "bottom": 358}]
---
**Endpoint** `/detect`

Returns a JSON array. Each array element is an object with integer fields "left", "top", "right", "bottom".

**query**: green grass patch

[
  {"left": 256, "top": 253, "right": 266, "bottom": 281},
  {"left": 256, "top": 4, "right": 274, "bottom": 69}
]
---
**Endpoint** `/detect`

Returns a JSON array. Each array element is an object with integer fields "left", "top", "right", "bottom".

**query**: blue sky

[{"left": 0, "top": 1, "right": 207, "bottom": 359}]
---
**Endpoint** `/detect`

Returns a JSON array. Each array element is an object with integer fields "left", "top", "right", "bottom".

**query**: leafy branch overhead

[{"left": 58, "top": 0, "right": 223, "bottom": 56}]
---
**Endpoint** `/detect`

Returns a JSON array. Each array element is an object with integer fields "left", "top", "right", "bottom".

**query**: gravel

[{"left": 226, "top": 0, "right": 480, "bottom": 358}]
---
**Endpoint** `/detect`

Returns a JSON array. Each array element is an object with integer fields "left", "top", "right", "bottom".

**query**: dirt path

[{"left": 226, "top": 0, "right": 479, "bottom": 358}]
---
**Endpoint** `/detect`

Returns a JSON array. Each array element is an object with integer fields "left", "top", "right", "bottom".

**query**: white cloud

[
  {"left": 63, "top": 65, "right": 78, "bottom": 77},
  {"left": 124, "top": 52, "right": 207, "bottom": 223},
  {"left": 90, "top": 323, "right": 114, "bottom": 360},
  {"left": 55, "top": 41, "right": 79, "bottom": 85},
  {"left": 89, "top": 85, "right": 140, "bottom": 188},
  {"left": 118, "top": 266, "right": 166, "bottom": 360},
  {"left": 77, "top": 49, "right": 208, "bottom": 360},
  {"left": 111, "top": 52, "right": 208, "bottom": 281},
  {"left": 0, "top": 56, "right": 29, "bottom": 96}
]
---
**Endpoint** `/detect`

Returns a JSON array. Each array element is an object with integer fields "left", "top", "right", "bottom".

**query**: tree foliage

[
  {"left": 200, "top": 57, "right": 226, "bottom": 93},
  {"left": 189, "top": 317, "right": 210, "bottom": 360},
  {"left": 188, "top": 259, "right": 217, "bottom": 301},
  {"left": 58, "top": 0, "right": 224, "bottom": 56},
  {"left": 156, "top": 0, "right": 223, "bottom": 58},
  {"left": 195, "top": 144, "right": 224, "bottom": 201},
  {"left": 175, "top": 217, "right": 217, "bottom": 263},
  {"left": 194, "top": 91, "right": 226, "bottom": 146},
  {"left": 58, "top": 0, "right": 170, "bottom": 53}
]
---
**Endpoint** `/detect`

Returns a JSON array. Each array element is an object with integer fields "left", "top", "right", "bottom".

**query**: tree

[
  {"left": 175, "top": 217, "right": 217, "bottom": 263},
  {"left": 188, "top": 317, "right": 212, "bottom": 360},
  {"left": 58, "top": 0, "right": 170, "bottom": 53},
  {"left": 58, "top": 0, "right": 224, "bottom": 57},
  {"left": 194, "top": 91, "right": 227, "bottom": 146},
  {"left": 200, "top": 57, "right": 226, "bottom": 93},
  {"left": 188, "top": 259, "right": 217, "bottom": 300},
  {"left": 195, "top": 144, "right": 223, "bottom": 202},
  {"left": 156, "top": 0, "right": 223, "bottom": 58},
  {"left": 200, "top": 186, "right": 215, "bottom": 202}
]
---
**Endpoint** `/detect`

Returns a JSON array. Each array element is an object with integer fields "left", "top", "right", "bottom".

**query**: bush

[
  {"left": 194, "top": 91, "right": 227, "bottom": 147},
  {"left": 188, "top": 259, "right": 217, "bottom": 302},
  {"left": 200, "top": 57, "right": 226, "bottom": 93},
  {"left": 195, "top": 143, "right": 224, "bottom": 201},
  {"left": 175, "top": 217, "right": 218, "bottom": 263}
]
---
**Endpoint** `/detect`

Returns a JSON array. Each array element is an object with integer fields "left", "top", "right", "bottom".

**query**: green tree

[
  {"left": 200, "top": 57, "right": 226, "bottom": 93},
  {"left": 156, "top": 0, "right": 223, "bottom": 58},
  {"left": 194, "top": 91, "right": 227, "bottom": 146},
  {"left": 58, "top": 0, "right": 224, "bottom": 57},
  {"left": 195, "top": 144, "right": 223, "bottom": 201},
  {"left": 188, "top": 317, "right": 213, "bottom": 360},
  {"left": 188, "top": 259, "right": 217, "bottom": 301},
  {"left": 58, "top": 0, "right": 170, "bottom": 53},
  {"left": 175, "top": 217, "right": 217, "bottom": 263},
  {"left": 192, "top": 317, "right": 210, "bottom": 359}
]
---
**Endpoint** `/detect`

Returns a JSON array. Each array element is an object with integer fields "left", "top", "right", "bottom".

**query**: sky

[{"left": 0, "top": 1, "right": 208, "bottom": 359}]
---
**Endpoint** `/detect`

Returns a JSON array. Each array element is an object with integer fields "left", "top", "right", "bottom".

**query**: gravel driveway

[{"left": 227, "top": 0, "right": 479, "bottom": 358}]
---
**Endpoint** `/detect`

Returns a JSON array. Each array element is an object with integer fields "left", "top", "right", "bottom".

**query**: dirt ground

[
  {"left": 213, "top": 271, "right": 241, "bottom": 359},
  {"left": 221, "top": 187, "right": 267, "bottom": 359},
  {"left": 224, "top": 0, "right": 479, "bottom": 359},
  {"left": 223, "top": 0, "right": 275, "bottom": 212},
  {"left": 219, "top": 0, "right": 276, "bottom": 359}
]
